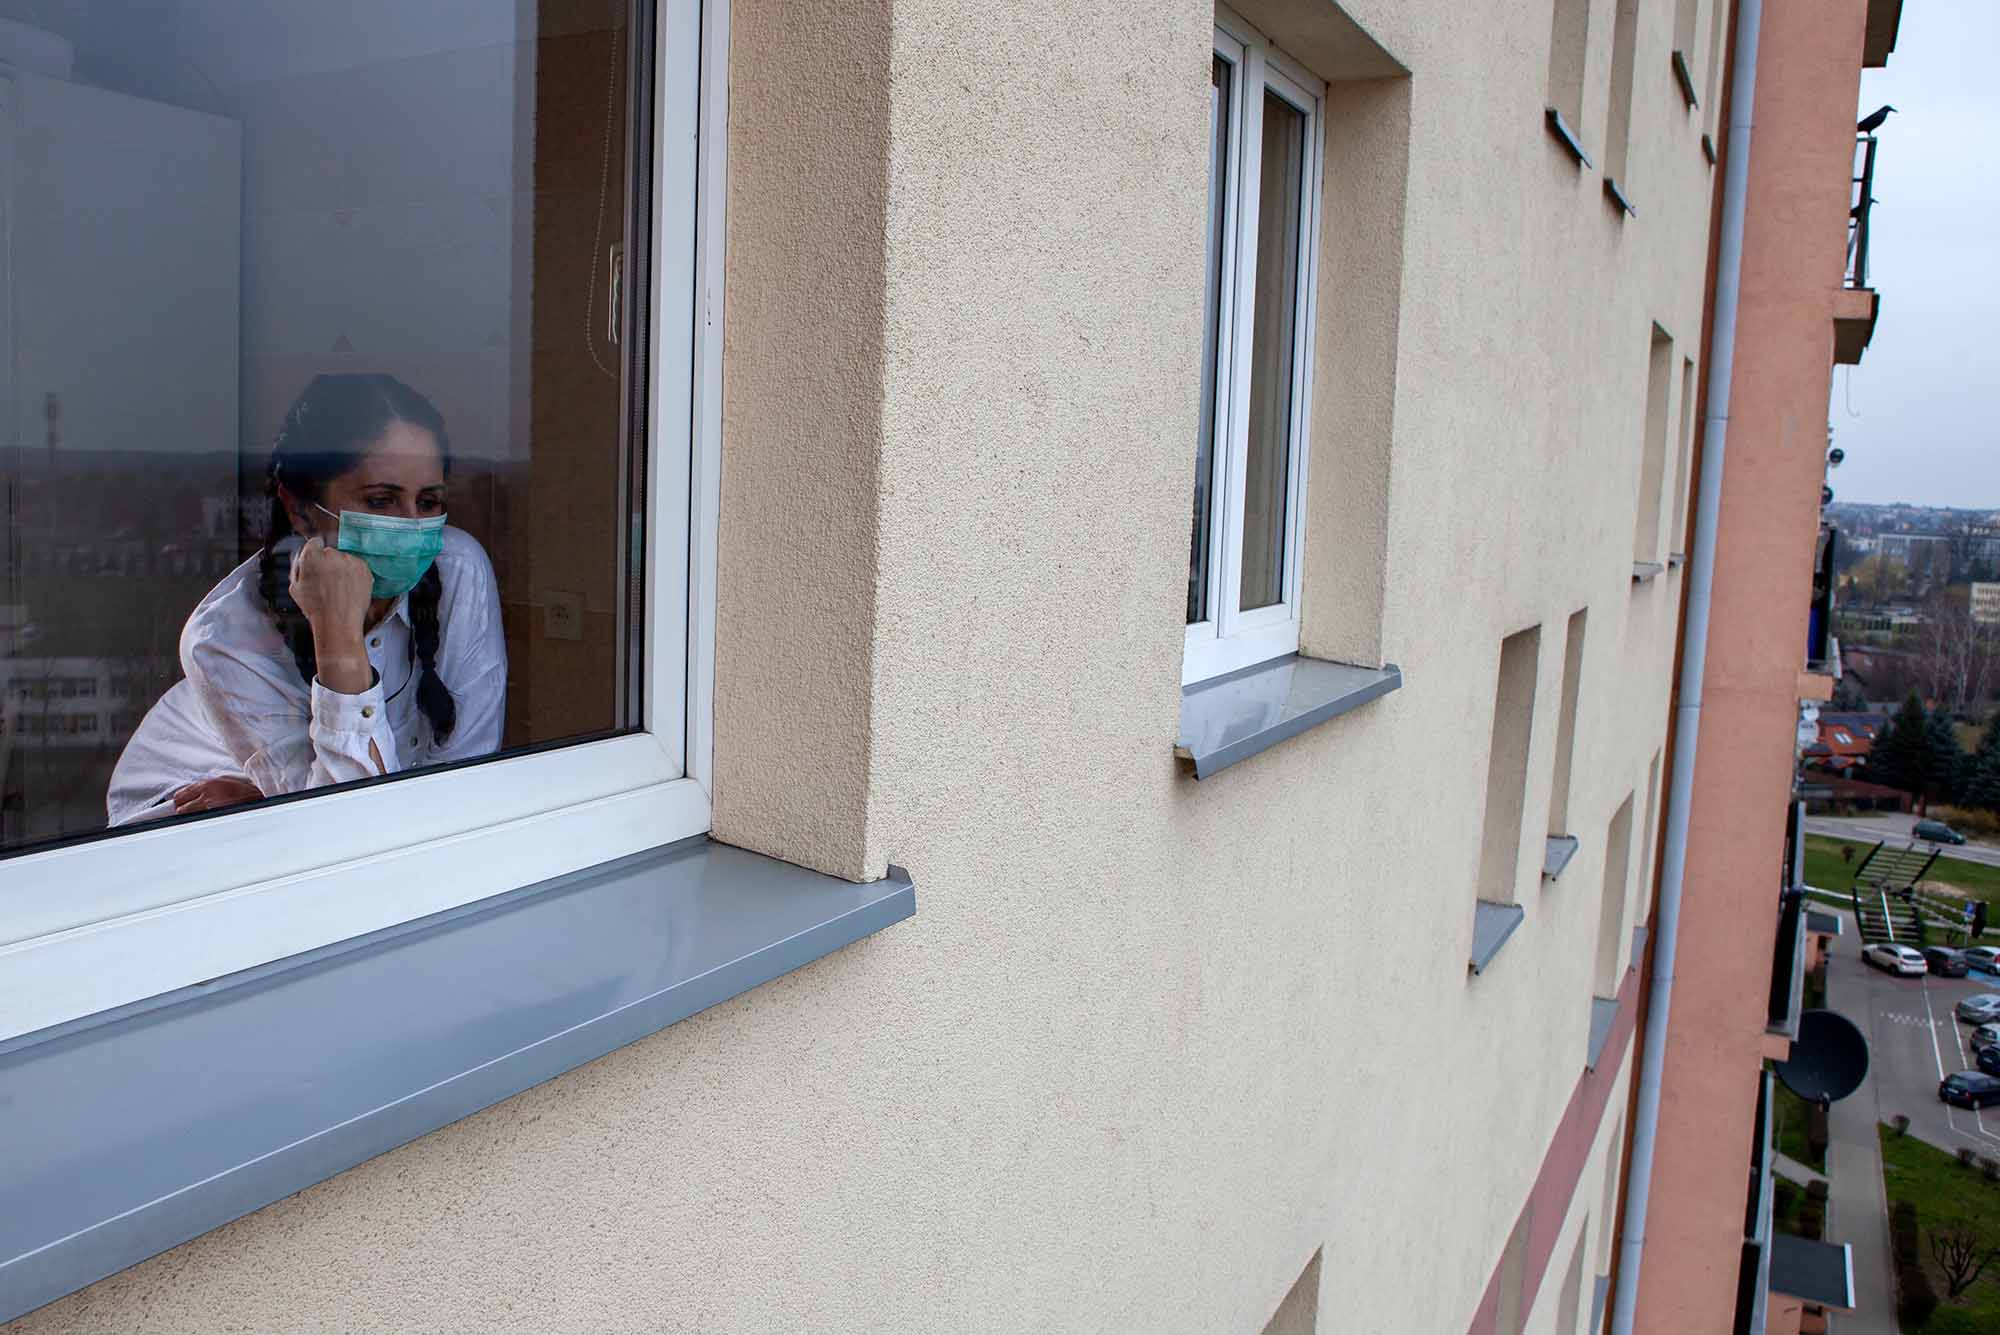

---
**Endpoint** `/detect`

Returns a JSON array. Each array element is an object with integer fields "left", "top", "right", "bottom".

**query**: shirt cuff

[{"left": 309, "top": 671, "right": 386, "bottom": 733}]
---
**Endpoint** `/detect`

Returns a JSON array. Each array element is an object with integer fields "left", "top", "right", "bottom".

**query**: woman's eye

[
  {"left": 366, "top": 497, "right": 392, "bottom": 510},
  {"left": 419, "top": 498, "right": 444, "bottom": 514}
]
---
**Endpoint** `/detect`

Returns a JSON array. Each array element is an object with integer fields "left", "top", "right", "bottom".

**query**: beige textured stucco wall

[{"left": 7, "top": 0, "right": 1721, "bottom": 1331}]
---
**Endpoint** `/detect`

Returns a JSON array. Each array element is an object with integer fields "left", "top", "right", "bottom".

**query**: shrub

[
  {"left": 1891, "top": 1113, "right": 1912, "bottom": 1137},
  {"left": 1898, "top": 1260, "right": 1940, "bottom": 1325},
  {"left": 1798, "top": 1200, "right": 1825, "bottom": 1240},
  {"left": 1891, "top": 1200, "right": 1920, "bottom": 1267},
  {"left": 1984, "top": 1156, "right": 2000, "bottom": 1183},
  {"left": 1807, "top": 1103, "right": 1830, "bottom": 1163},
  {"left": 1934, "top": 804, "right": 2000, "bottom": 837},
  {"left": 1959, "top": 1146, "right": 1979, "bottom": 1169},
  {"left": 1806, "top": 1179, "right": 1830, "bottom": 1204}
]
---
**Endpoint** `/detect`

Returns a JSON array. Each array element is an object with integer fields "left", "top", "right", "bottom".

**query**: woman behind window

[{"left": 109, "top": 374, "right": 506, "bottom": 823}]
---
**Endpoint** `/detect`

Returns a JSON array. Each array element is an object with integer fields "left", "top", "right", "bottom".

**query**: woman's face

[{"left": 293, "top": 420, "right": 447, "bottom": 538}]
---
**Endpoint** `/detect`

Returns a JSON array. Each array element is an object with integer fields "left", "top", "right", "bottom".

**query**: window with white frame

[
  {"left": 0, "top": 0, "right": 722, "bottom": 1042},
  {"left": 1186, "top": 13, "right": 1324, "bottom": 685}
]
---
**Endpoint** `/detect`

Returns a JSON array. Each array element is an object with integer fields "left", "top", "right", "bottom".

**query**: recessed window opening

[
  {"left": 1604, "top": 0, "right": 1641, "bottom": 197},
  {"left": 1672, "top": 357, "right": 1697, "bottom": 552},
  {"left": 1596, "top": 792, "right": 1636, "bottom": 995},
  {"left": 1545, "top": 0, "right": 1592, "bottom": 138},
  {"left": 1548, "top": 609, "right": 1588, "bottom": 839},
  {"left": 1638, "top": 749, "right": 1663, "bottom": 915},
  {"left": 1672, "top": 0, "right": 1701, "bottom": 103},
  {"left": 1635, "top": 326, "right": 1674, "bottom": 563},
  {"left": 1704, "top": 0, "right": 1730, "bottom": 139},
  {"left": 1186, "top": 14, "right": 1325, "bottom": 685},
  {"left": 1479, "top": 625, "right": 1542, "bottom": 905},
  {"left": 1261, "top": 1248, "right": 1323, "bottom": 1335},
  {"left": 1556, "top": 1224, "right": 1590, "bottom": 1335}
]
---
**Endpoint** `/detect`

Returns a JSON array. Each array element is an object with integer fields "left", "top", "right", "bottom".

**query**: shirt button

[
  {"left": 361, "top": 706, "right": 375, "bottom": 719},
  {"left": 369, "top": 637, "right": 381, "bottom": 649}
]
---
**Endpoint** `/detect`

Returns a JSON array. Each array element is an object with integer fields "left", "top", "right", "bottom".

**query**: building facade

[
  {"left": 0, "top": 0, "right": 1827, "bottom": 1331},
  {"left": 1635, "top": 0, "right": 1903, "bottom": 1332}
]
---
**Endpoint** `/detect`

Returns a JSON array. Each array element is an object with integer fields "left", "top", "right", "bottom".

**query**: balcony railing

[
  {"left": 1847, "top": 135, "right": 1878, "bottom": 290},
  {"left": 1768, "top": 802, "right": 1808, "bottom": 1036}
]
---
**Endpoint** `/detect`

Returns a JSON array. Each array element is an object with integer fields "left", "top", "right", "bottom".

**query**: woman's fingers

[{"left": 172, "top": 777, "right": 264, "bottom": 815}]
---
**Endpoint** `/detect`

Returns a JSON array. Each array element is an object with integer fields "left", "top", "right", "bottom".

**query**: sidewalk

[
  {"left": 1774, "top": 1152, "right": 1828, "bottom": 1191},
  {"left": 1826, "top": 1088, "right": 1898, "bottom": 1333},
  {"left": 1820, "top": 926, "right": 1900, "bottom": 1334}
]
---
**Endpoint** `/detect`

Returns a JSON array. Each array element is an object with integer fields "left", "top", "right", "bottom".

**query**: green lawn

[
  {"left": 1877, "top": 1124, "right": 2000, "bottom": 1332},
  {"left": 1805, "top": 834, "right": 2000, "bottom": 904}
]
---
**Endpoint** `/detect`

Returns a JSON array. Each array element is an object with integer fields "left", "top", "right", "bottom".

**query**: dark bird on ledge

[{"left": 1857, "top": 105, "right": 1896, "bottom": 133}]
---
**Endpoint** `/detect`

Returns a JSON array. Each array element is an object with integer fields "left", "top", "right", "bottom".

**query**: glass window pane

[
  {"left": 1190, "top": 55, "right": 1232, "bottom": 626},
  {"left": 1239, "top": 89, "right": 1306, "bottom": 613},
  {"left": 0, "top": 3, "right": 647, "bottom": 856}
]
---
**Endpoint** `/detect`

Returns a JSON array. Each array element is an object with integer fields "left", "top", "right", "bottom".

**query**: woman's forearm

[{"left": 311, "top": 627, "right": 373, "bottom": 695}]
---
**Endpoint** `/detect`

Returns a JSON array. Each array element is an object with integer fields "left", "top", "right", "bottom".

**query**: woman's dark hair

[{"left": 259, "top": 373, "right": 457, "bottom": 743}]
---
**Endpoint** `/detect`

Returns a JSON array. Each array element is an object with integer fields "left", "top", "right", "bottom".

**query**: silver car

[
  {"left": 1973, "top": 1023, "right": 2000, "bottom": 1054},
  {"left": 1957, "top": 994, "right": 2000, "bottom": 1024},
  {"left": 1966, "top": 946, "right": 2000, "bottom": 975}
]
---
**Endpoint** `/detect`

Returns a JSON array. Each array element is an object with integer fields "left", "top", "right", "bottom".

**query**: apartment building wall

[
  {"left": 7, "top": 0, "right": 1720, "bottom": 1331},
  {"left": 1635, "top": 1, "right": 1885, "bottom": 1330}
]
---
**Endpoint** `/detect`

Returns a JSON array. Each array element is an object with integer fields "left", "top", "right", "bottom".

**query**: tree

[
  {"left": 1845, "top": 553, "right": 1910, "bottom": 607},
  {"left": 1871, "top": 694, "right": 1931, "bottom": 797},
  {"left": 1925, "top": 709, "right": 1969, "bottom": 807},
  {"left": 1917, "top": 586, "right": 2000, "bottom": 714},
  {"left": 1929, "top": 1224, "right": 2000, "bottom": 1299},
  {"left": 1967, "top": 722, "right": 2000, "bottom": 812}
]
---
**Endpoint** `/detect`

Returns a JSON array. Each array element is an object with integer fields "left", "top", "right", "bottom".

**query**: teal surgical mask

[{"left": 315, "top": 504, "right": 446, "bottom": 599}]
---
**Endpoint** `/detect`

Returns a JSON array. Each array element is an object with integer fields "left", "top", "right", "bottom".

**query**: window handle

[{"left": 607, "top": 242, "right": 624, "bottom": 348}]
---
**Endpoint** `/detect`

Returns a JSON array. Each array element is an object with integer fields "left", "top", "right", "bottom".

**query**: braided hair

[{"left": 258, "top": 374, "right": 458, "bottom": 743}]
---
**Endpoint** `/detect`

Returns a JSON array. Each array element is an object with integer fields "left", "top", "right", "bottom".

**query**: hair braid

[
  {"left": 257, "top": 498, "right": 319, "bottom": 690},
  {"left": 409, "top": 562, "right": 456, "bottom": 743}
]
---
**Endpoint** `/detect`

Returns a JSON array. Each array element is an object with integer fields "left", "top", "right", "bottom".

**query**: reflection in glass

[
  {"left": 0, "top": 2, "right": 640, "bottom": 854},
  {"left": 1240, "top": 90, "right": 1306, "bottom": 613},
  {"left": 1190, "top": 55, "right": 1232, "bottom": 626}
]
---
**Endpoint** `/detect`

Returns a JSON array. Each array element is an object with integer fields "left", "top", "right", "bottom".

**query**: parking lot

[{"left": 1827, "top": 926, "right": 2000, "bottom": 1152}]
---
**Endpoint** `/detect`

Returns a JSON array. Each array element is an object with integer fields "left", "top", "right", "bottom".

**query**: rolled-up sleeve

[{"left": 307, "top": 674, "right": 402, "bottom": 782}]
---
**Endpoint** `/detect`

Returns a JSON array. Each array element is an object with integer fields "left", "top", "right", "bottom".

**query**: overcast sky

[{"left": 1828, "top": 0, "right": 2000, "bottom": 508}]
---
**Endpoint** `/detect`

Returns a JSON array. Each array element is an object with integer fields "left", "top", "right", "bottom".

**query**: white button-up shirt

[{"left": 108, "top": 526, "right": 507, "bottom": 824}]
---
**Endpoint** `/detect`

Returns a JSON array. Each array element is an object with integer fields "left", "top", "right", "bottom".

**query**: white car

[
  {"left": 1866, "top": 944, "right": 1928, "bottom": 977},
  {"left": 1966, "top": 946, "right": 2000, "bottom": 975}
]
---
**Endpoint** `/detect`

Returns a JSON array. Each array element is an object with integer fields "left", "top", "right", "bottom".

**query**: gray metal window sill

[
  {"left": 1603, "top": 177, "right": 1637, "bottom": 217},
  {"left": 1544, "top": 106, "right": 1593, "bottom": 168},
  {"left": 1632, "top": 560, "right": 1665, "bottom": 584},
  {"left": 1545, "top": 834, "right": 1580, "bottom": 881},
  {"left": 1470, "top": 900, "right": 1525, "bottom": 975},
  {"left": 1671, "top": 49, "right": 1699, "bottom": 108},
  {"left": 1175, "top": 654, "right": 1402, "bottom": 779},
  {"left": 1587, "top": 996, "right": 1619, "bottom": 1069},
  {"left": 0, "top": 836, "right": 916, "bottom": 1325}
]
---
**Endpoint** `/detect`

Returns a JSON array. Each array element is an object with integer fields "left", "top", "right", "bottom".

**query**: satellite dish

[{"left": 1777, "top": 1009, "right": 1870, "bottom": 1103}]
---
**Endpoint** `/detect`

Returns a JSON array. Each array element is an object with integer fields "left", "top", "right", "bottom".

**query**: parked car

[
  {"left": 1956, "top": 994, "right": 2000, "bottom": 1024},
  {"left": 1866, "top": 943, "right": 1927, "bottom": 976},
  {"left": 1940, "top": 1072, "right": 2000, "bottom": 1109},
  {"left": 1967, "top": 946, "right": 2000, "bottom": 974},
  {"left": 1970, "top": 1023, "right": 2000, "bottom": 1054},
  {"left": 1979, "top": 1047, "right": 2000, "bottom": 1078},
  {"left": 1915, "top": 818, "right": 1967, "bottom": 846},
  {"left": 1925, "top": 946, "right": 1971, "bottom": 977}
]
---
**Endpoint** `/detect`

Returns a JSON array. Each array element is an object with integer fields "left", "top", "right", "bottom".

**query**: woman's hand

[
  {"left": 290, "top": 537, "right": 375, "bottom": 693},
  {"left": 173, "top": 775, "right": 265, "bottom": 815}
]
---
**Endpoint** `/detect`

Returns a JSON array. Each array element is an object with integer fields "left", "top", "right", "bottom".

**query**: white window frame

[
  {"left": 1184, "top": 11, "right": 1324, "bottom": 687},
  {"left": 0, "top": 0, "right": 729, "bottom": 1043}
]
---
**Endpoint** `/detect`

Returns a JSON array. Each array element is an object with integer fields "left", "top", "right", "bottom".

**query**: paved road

[
  {"left": 1827, "top": 929, "right": 2000, "bottom": 1155},
  {"left": 1816, "top": 915, "right": 2000, "bottom": 1334},
  {"left": 1804, "top": 812, "right": 2000, "bottom": 871}
]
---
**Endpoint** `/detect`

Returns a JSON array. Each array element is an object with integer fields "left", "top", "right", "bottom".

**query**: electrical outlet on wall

[{"left": 543, "top": 591, "right": 583, "bottom": 642}]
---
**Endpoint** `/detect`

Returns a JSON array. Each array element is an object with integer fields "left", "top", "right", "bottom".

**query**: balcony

[
  {"left": 1836, "top": 139, "right": 1880, "bottom": 365},
  {"left": 1802, "top": 526, "right": 1840, "bottom": 700},
  {"left": 1733, "top": 1072, "right": 1777, "bottom": 1334},
  {"left": 1767, "top": 802, "right": 1809, "bottom": 1052}
]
